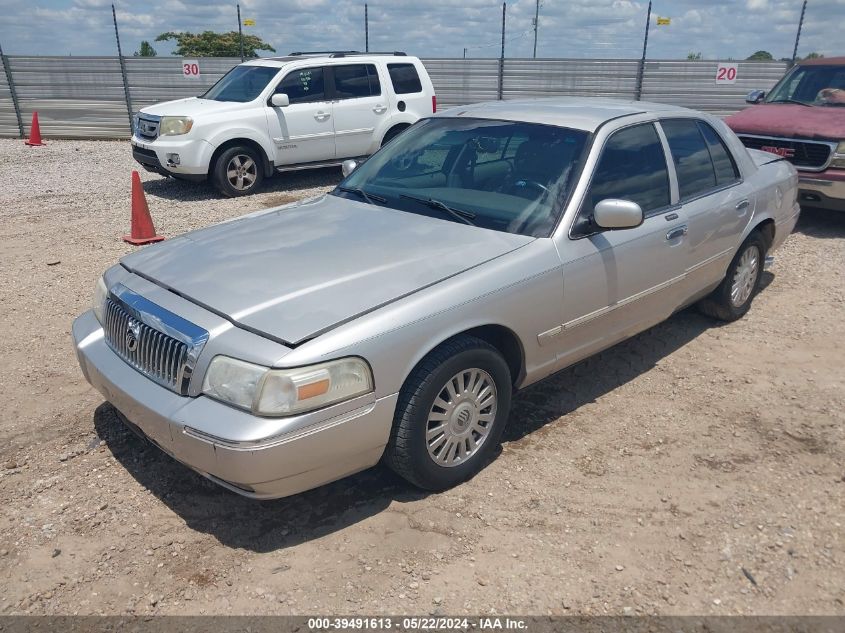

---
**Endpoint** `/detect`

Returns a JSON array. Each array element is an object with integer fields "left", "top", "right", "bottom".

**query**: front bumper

[
  {"left": 131, "top": 135, "right": 214, "bottom": 182},
  {"left": 798, "top": 168, "right": 845, "bottom": 212},
  {"left": 72, "top": 310, "right": 397, "bottom": 499}
]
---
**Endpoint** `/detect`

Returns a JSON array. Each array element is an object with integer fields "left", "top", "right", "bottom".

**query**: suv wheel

[
  {"left": 385, "top": 336, "right": 512, "bottom": 491},
  {"left": 212, "top": 146, "right": 264, "bottom": 197},
  {"left": 698, "top": 232, "right": 766, "bottom": 322}
]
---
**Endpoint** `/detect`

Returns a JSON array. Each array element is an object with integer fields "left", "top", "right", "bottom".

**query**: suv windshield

[
  {"left": 202, "top": 65, "right": 279, "bottom": 103},
  {"left": 766, "top": 64, "right": 845, "bottom": 106},
  {"left": 333, "top": 117, "right": 589, "bottom": 237}
]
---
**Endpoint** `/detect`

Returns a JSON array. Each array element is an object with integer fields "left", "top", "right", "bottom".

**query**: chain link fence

[{"left": 0, "top": 55, "right": 788, "bottom": 139}]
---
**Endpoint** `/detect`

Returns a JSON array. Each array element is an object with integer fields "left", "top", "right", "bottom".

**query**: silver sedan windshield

[{"left": 335, "top": 117, "right": 590, "bottom": 237}]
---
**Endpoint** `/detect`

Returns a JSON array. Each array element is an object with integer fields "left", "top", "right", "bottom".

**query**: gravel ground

[{"left": 0, "top": 138, "right": 843, "bottom": 616}]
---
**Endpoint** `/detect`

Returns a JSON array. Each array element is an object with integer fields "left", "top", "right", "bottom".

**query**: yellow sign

[
  {"left": 243, "top": 18, "right": 256, "bottom": 26},
  {"left": 656, "top": 17, "right": 671, "bottom": 25}
]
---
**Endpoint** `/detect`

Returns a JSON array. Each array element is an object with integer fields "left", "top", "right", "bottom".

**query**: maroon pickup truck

[{"left": 726, "top": 57, "right": 845, "bottom": 212}]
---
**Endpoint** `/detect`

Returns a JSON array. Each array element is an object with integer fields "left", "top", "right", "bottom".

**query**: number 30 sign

[
  {"left": 182, "top": 60, "right": 201, "bottom": 79},
  {"left": 715, "top": 63, "right": 738, "bottom": 84}
]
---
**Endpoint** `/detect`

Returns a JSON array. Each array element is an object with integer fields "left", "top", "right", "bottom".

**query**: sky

[{"left": 0, "top": 0, "right": 843, "bottom": 60}]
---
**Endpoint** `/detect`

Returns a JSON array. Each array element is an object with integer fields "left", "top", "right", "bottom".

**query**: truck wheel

[
  {"left": 212, "top": 146, "right": 264, "bottom": 197},
  {"left": 698, "top": 232, "right": 766, "bottom": 322},
  {"left": 384, "top": 335, "right": 512, "bottom": 491}
]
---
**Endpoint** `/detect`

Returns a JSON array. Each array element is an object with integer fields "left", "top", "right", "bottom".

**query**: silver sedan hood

[{"left": 121, "top": 195, "right": 534, "bottom": 344}]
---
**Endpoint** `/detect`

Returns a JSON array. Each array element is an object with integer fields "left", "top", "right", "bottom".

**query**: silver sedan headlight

[
  {"left": 202, "top": 356, "right": 374, "bottom": 416},
  {"left": 159, "top": 116, "right": 194, "bottom": 136},
  {"left": 92, "top": 276, "right": 108, "bottom": 324}
]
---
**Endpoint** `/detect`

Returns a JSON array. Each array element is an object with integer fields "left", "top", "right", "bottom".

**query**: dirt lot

[{"left": 0, "top": 139, "right": 843, "bottom": 616}]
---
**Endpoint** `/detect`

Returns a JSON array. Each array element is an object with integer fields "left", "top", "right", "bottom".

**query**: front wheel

[
  {"left": 698, "top": 232, "right": 766, "bottom": 322},
  {"left": 212, "top": 146, "right": 264, "bottom": 197},
  {"left": 384, "top": 336, "right": 512, "bottom": 491}
]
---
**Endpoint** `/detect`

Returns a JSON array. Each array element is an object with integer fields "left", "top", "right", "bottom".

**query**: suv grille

[
  {"left": 135, "top": 115, "right": 160, "bottom": 141},
  {"left": 103, "top": 298, "right": 190, "bottom": 394},
  {"left": 738, "top": 135, "right": 834, "bottom": 171}
]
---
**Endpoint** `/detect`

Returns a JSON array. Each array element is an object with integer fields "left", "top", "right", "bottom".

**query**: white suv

[{"left": 131, "top": 51, "right": 436, "bottom": 196}]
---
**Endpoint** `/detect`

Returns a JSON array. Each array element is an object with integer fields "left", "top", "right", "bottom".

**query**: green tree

[
  {"left": 133, "top": 41, "right": 157, "bottom": 57},
  {"left": 746, "top": 50, "right": 774, "bottom": 60},
  {"left": 686, "top": 51, "right": 702, "bottom": 60},
  {"left": 155, "top": 31, "right": 275, "bottom": 58},
  {"left": 802, "top": 52, "right": 824, "bottom": 60}
]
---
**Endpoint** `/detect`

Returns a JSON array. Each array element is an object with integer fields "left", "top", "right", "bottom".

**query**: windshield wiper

[
  {"left": 399, "top": 194, "right": 477, "bottom": 226},
  {"left": 337, "top": 186, "right": 386, "bottom": 205},
  {"left": 767, "top": 98, "right": 812, "bottom": 107}
]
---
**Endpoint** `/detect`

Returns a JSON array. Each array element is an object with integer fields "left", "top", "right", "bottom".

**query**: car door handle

[
  {"left": 372, "top": 104, "right": 387, "bottom": 114},
  {"left": 735, "top": 199, "right": 750, "bottom": 212},
  {"left": 666, "top": 226, "right": 688, "bottom": 241},
  {"left": 314, "top": 112, "right": 331, "bottom": 121}
]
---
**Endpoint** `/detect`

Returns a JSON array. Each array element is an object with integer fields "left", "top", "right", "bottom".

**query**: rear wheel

[
  {"left": 212, "top": 145, "right": 264, "bottom": 197},
  {"left": 381, "top": 125, "right": 409, "bottom": 148},
  {"left": 698, "top": 232, "right": 766, "bottom": 322},
  {"left": 385, "top": 336, "right": 512, "bottom": 491}
]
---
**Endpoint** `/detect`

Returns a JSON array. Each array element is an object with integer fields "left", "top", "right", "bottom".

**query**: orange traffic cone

[
  {"left": 123, "top": 171, "right": 165, "bottom": 245},
  {"left": 25, "top": 111, "right": 45, "bottom": 146}
]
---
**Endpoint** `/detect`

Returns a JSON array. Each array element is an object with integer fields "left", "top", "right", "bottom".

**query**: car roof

[
  {"left": 435, "top": 97, "right": 698, "bottom": 133},
  {"left": 797, "top": 56, "right": 845, "bottom": 66}
]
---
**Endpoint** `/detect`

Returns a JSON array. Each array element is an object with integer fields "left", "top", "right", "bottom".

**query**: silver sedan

[{"left": 73, "top": 97, "right": 800, "bottom": 498}]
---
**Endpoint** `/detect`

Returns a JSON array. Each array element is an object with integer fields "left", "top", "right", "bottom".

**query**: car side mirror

[
  {"left": 593, "top": 199, "right": 644, "bottom": 230},
  {"left": 745, "top": 90, "right": 766, "bottom": 104},
  {"left": 271, "top": 93, "right": 290, "bottom": 107},
  {"left": 341, "top": 159, "right": 359, "bottom": 178}
]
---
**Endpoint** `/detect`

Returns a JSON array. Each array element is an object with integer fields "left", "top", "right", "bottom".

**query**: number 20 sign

[
  {"left": 182, "top": 60, "right": 201, "bottom": 79},
  {"left": 715, "top": 63, "right": 738, "bottom": 84}
]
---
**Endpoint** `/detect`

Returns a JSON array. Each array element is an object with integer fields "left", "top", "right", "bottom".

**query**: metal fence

[{"left": 0, "top": 56, "right": 789, "bottom": 139}]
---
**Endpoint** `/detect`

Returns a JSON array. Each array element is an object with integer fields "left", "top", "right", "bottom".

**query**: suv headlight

[
  {"left": 92, "top": 276, "right": 108, "bottom": 324},
  {"left": 202, "top": 356, "right": 374, "bottom": 416},
  {"left": 831, "top": 141, "right": 845, "bottom": 169},
  {"left": 159, "top": 116, "right": 193, "bottom": 136}
]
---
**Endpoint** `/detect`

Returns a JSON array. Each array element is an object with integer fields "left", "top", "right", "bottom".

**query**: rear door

[
  {"left": 659, "top": 118, "right": 751, "bottom": 298},
  {"left": 265, "top": 66, "right": 336, "bottom": 165},
  {"left": 328, "top": 63, "right": 386, "bottom": 159},
  {"left": 555, "top": 122, "right": 689, "bottom": 368}
]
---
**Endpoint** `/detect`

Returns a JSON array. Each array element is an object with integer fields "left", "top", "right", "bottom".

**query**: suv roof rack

[{"left": 288, "top": 50, "right": 407, "bottom": 58}]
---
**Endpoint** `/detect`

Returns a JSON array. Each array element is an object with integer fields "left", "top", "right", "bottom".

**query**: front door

[
  {"left": 329, "top": 63, "right": 387, "bottom": 159},
  {"left": 554, "top": 122, "right": 688, "bottom": 369},
  {"left": 266, "top": 66, "right": 336, "bottom": 165}
]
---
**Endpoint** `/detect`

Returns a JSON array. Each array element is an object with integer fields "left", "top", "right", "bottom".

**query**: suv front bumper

[
  {"left": 72, "top": 310, "right": 396, "bottom": 499},
  {"left": 131, "top": 135, "right": 214, "bottom": 181},
  {"left": 798, "top": 168, "right": 845, "bottom": 212}
]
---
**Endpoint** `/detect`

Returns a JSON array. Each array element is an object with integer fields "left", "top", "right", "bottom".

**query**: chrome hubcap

[
  {"left": 426, "top": 368, "right": 497, "bottom": 468},
  {"left": 731, "top": 245, "right": 760, "bottom": 307},
  {"left": 226, "top": 154, "right": 257, "bottom": 191}
]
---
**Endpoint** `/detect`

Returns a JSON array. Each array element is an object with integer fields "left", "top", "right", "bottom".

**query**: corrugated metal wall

[
  {"left": 641, "top": 60, "right": 788, "bottom": 116},
  {"left": 8, "top": 56, "right": 130, "bottom": 138},
  {"left": 126, "top": 57, "right": 240, "bottom": 111},
  {"left": 0, "top": 55, "right": 19, "bottom": 137},
  {"left": 0, "top": 56, "right": 789, "bottom": 139}
]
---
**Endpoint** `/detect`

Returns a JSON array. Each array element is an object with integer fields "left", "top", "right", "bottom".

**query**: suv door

[
  {"left": 555, "top": 122, "right": 688, "bottom": 369},
  {"left": 328, "top": 64, "right": 386, "bottom": 158},
  {"left": 265, "top": 66, "right": 335, "bottom": 165},
  {"left": 659, "top": 118, "right": 752, "bottom": 299}
]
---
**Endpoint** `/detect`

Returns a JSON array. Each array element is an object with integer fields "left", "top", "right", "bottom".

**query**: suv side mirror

[
  {"left": 593, "top": 199, "right": 643, "bottom": 230},
  {"left": 271, "top": 93, "right": 290, "bottom": 107},
  {"left": 745, "top": 90, "right": 766, "bottom": 104},
  {"left": 341, "top": 159, "right": 359, "bottom": 177}
]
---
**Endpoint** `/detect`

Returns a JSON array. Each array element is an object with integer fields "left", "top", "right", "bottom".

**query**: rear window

[
  {"left": 661, "top": 119, "right": 717, "bottom": 200},
  {"left": 698, "top": 121, "right": 740, "bottom": 186},
  {"left": 333, "top": 64, "right": 381, "bottom": 99},
  {"left": 388, "top": 63, "right": 423, "bottom": 94}
]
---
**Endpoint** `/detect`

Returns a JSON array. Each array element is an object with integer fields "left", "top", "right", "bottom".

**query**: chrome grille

[
  {"left": 738, "top": 134, "right": 835, "bottom": 172},
  {"left": 103, "top": 298, "right": 190, "bottom": 394},
  {"left": 135, "top": 114, "right": 160, "bottom": 141}
]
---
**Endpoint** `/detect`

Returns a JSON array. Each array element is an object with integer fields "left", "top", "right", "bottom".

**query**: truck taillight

[{"left": 432, "top": 95, "right": 437, "bottom": 113}]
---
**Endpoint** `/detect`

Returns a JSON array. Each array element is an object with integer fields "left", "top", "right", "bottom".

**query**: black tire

[
  {"left": 211, "top": 145, "right": 264, "bottom": 197},
  {"left": 381, "top": 125, "right": 409, "bottom": 148},
  {"left": 698, "top": 231, "right": 767, "bottom": 322},
  {"left": 384, "top": 335, "right": 512, "bottom": 491}
]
